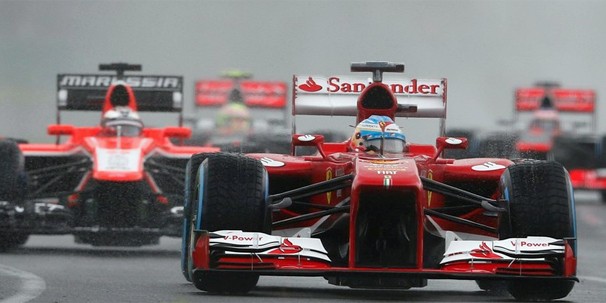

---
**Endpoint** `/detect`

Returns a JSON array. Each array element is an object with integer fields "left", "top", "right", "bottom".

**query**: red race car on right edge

[{"left": 181, "top": 62, "right": 577, "bottom": 301}]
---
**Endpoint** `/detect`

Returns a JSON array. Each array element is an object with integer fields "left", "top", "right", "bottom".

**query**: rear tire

[
  {"left": 187, "top": 153, "right": 269, "bottom": 294},
  {"left": 498, "top": 160, "right": 576, "bottom": 301}
]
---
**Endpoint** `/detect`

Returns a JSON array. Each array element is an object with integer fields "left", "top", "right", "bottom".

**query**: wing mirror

[
  {"left": 436, "top": 136, "right": 468, "bottom": 150},
  {"left": 291, "top": 134, "right": 326, "bottom": 158},
  {"left": 434, "top": 137, "right": 468, "bottom": 162},
  {"left": 48, "top": 124, "right": 75, "bottom": 136},
  {"left": 292, "top": 134, "right": 324, "bottom": 146},
  {"left": 164, "top": 127, "right": 191, "bottom": 139}
]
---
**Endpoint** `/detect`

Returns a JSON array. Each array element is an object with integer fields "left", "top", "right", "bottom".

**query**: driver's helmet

[
  {"left": 350, "top": 115, "right": 406, "bottom": 155},
  {"left": 215, "top": 103, "right": 251, "bottom": 135},
  {"left": 101, "top": 106, "right": 143, "bottom": 137}
]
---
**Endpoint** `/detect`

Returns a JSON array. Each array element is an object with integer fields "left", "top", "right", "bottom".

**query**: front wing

[{"left": 191, "top": 230, "right": 577, "bottom": 281}]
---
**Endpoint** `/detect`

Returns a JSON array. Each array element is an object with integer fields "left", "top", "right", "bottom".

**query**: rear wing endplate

[
  {"left": 195, "top": 80, "right": 287, "bottom": 108},
  {"left": 292, "top": 75, "right": 447, "bottom": 118},
  {"left": 515, "top": 87, "right": 596, "bottom": 112},
  {"left": 57, "top": 74, "right": 183, "bottom": 112}
]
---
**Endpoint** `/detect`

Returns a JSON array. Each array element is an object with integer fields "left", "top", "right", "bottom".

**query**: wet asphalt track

[{"left": 1, "top": 191, "right": 605, "bottom": 303}]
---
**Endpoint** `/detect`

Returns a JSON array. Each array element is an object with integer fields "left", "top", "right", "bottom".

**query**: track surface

[{"left": 1, "top": 191, "right": 605, "bottom": 303}]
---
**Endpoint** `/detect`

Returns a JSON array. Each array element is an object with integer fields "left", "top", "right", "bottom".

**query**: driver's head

[
  {"left": 216, "top": 103, "right": 251, "bottom": 135},
  {"left": 350, "top": 115, "right": 406, "bottom": 155},
  {"left": 101, "top": 107, "right": 143, "bottom": 136}
]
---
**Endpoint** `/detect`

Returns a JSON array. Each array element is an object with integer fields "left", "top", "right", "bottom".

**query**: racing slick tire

[
  {"left": 498, "top": 160, "right": 576, "bottom": 301},
  {"left": 186, "top": 153, "right": 269, "bottom": 294},
  {"left": 0, "top": 139, "right": 27, "bottom": 203},
  {"left": 0, "top": 139, "right": 30, "bottom": 251}
]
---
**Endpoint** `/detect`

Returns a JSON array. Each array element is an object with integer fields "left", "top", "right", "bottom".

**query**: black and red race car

[
  {"left": 0, "top": 63, "right": 219, "bottom": 249},
  {"left": 181, "top": 62, "right": 578, "bottom": 301}
]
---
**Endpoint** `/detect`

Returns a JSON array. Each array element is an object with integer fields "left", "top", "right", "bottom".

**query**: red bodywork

[
  {"left": 188, "top": 70, "right": 576, "bottom": 287},
  {"left": 18, "top": 74, "right": 219, "bottom": 245}
]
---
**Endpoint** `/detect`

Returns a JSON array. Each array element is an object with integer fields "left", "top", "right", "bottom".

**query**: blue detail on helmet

[{"left": 359, "top": 115, "right": 406, "bottom": 142}]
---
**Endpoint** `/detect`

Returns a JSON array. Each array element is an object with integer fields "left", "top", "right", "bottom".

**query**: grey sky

[{"left": 1, "top": 0, "right": 605, "bottom": 144}]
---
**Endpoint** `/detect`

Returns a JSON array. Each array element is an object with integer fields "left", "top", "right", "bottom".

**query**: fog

[{"left": 2, "top": 0, "right": 605, "bottom": 144}]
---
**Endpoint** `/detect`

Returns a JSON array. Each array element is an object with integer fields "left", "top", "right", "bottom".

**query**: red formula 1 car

[
  {"left": 514, "top": 83, "right": 596, "bottom": 159},
  {"left": 514, "top": 84, "right": 606, "bottom": 201},
  {"left": 181, "top": 62, "right": 577, "bottom": 301},
  {"left": 0, "top": 63, "right": 219, "bottom": 248}
]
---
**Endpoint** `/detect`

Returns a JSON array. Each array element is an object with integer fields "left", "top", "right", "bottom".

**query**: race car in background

[
  {"left": 186, "top": 70, "right": 292, "bottom": 153},
  {"left": 0, "top": 63, "right": 219, "bottom": 249},
  {"left": 446, "top": 82, "right": 597, "bottom": 162},
  {"left": 513, "top": 84, "right": 606, "bottom": 202},
  {"left": 514, "top": 83, "right": 596, "bottom": 160},
  {"left": 181, "top": 62, "right": 577, "bottom": 301}
]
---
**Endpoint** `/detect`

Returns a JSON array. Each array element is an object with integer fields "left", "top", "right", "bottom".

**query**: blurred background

[{"left": 1, "top": 0, "right": 605, "bottom": 144}]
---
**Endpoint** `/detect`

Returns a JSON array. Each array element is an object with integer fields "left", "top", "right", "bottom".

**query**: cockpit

[{"left": 101, "top": 118, "right": 143, "bottom": 137}]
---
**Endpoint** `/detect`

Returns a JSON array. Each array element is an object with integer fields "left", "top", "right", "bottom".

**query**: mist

[{"left": 1, "top": 0, "right": 605, "bottom": 144}]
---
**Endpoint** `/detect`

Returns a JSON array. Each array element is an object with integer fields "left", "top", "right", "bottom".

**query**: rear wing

[
  {"left": 195, "top": 80, "right": 287, "bottom": 108},
  {"left": 57, "top": 74, "right": 184, "bottom": 112},
  {"left": 292, "top": 75, "right": 447, "bottom": 118},
  {"left": 515, "top": 87, "right": 596, "bottom": 112}
]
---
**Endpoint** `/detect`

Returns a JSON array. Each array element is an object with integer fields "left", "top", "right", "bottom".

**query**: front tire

[
  {"left": 187, "top": 153, "right": 269, "bottom": 294},
  {"left": 498, "top": 160, "right": 576, "bottom": 301},
  {"left": 0, "top": 139, "right": 30, "bottom": 251},
  {"left": 181, "top": 153, "right": 214, "bottom": 282}
]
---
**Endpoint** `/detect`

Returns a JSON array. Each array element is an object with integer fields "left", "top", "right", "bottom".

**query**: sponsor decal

[
  {"left": 327, "top": 77, "right": 440, "bottom": 95},
  {"left": 335, "top": 167, "right": 344, "bottom": 198},
  {"left": 427, "top": 170, "right": 433, "bottom": 207},
  {"left": 59, "top": 75, "right": 182, "bottom": 89},
  {"left": 365, "top": 163, "right": 407, "bottom": 171},
  {"left": 97, "top": 148, "right": 139, "bottom": 172},
  {"left": 383, "top": 175, "right": 392, "bottom": 189},
  {"left": 277, "top": 239, "right": 302, "bottom": 253},
  {"left": 445, "top": 137, "right": 463, "bottom": 145},
  {"left": 260, "top": 157, "right": 285, "bottom": 167},
  {"left": 326, "top": 167, "right": 333, "bottom": 204},
  {"left": 469, "top": 242, "right": 502, "bottom": 259},
  {"left": 376, "top": 170, "right": 397, "bottom": 175},
  {"left": 472, "top": 162, "right": 506, "bottom": 171},
  {"left": 511, "top": 240, "right": 549, "bottom": 248},
  {"left": 297, "top": 76, "right": 443, "bottom": 95},
  {"left": 224, "top": 234, "right": 263, "bottom": 241},
  {"left": 298, "top": 77, "right": 322, "bottom": 92},
  {"left": 298, "top": 134, "right": 316, "bottom": 142}
]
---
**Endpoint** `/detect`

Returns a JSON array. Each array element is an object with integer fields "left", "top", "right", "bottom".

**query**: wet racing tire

[
  {"left": 181, "top": 153, "right": 215, "bottom": 282},
  {"left": 0, "top": 139, "right": 27, "bottom": 203},
  {"left": 498, "top": 160, "right": 576, "bottom": 301},
  {"left": 186, "top": 153, "right": 269, "bottom": 294},
  {"left": 0, "top": 139, "right": 30, "bottom": 251}
]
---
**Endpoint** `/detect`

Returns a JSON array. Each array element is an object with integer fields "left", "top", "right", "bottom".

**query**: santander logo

[
  {"left": 297, "top": 76, "right": 442, "bottom": 95},
  {"left": 469, "top": 242, "right": 502, "bottom": 259},
  {"left": 268, "top": 239, "right": 303, "bottom": 254},
  {"left": 298, "top": 77, "right": 323, "bottom": 92}
]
